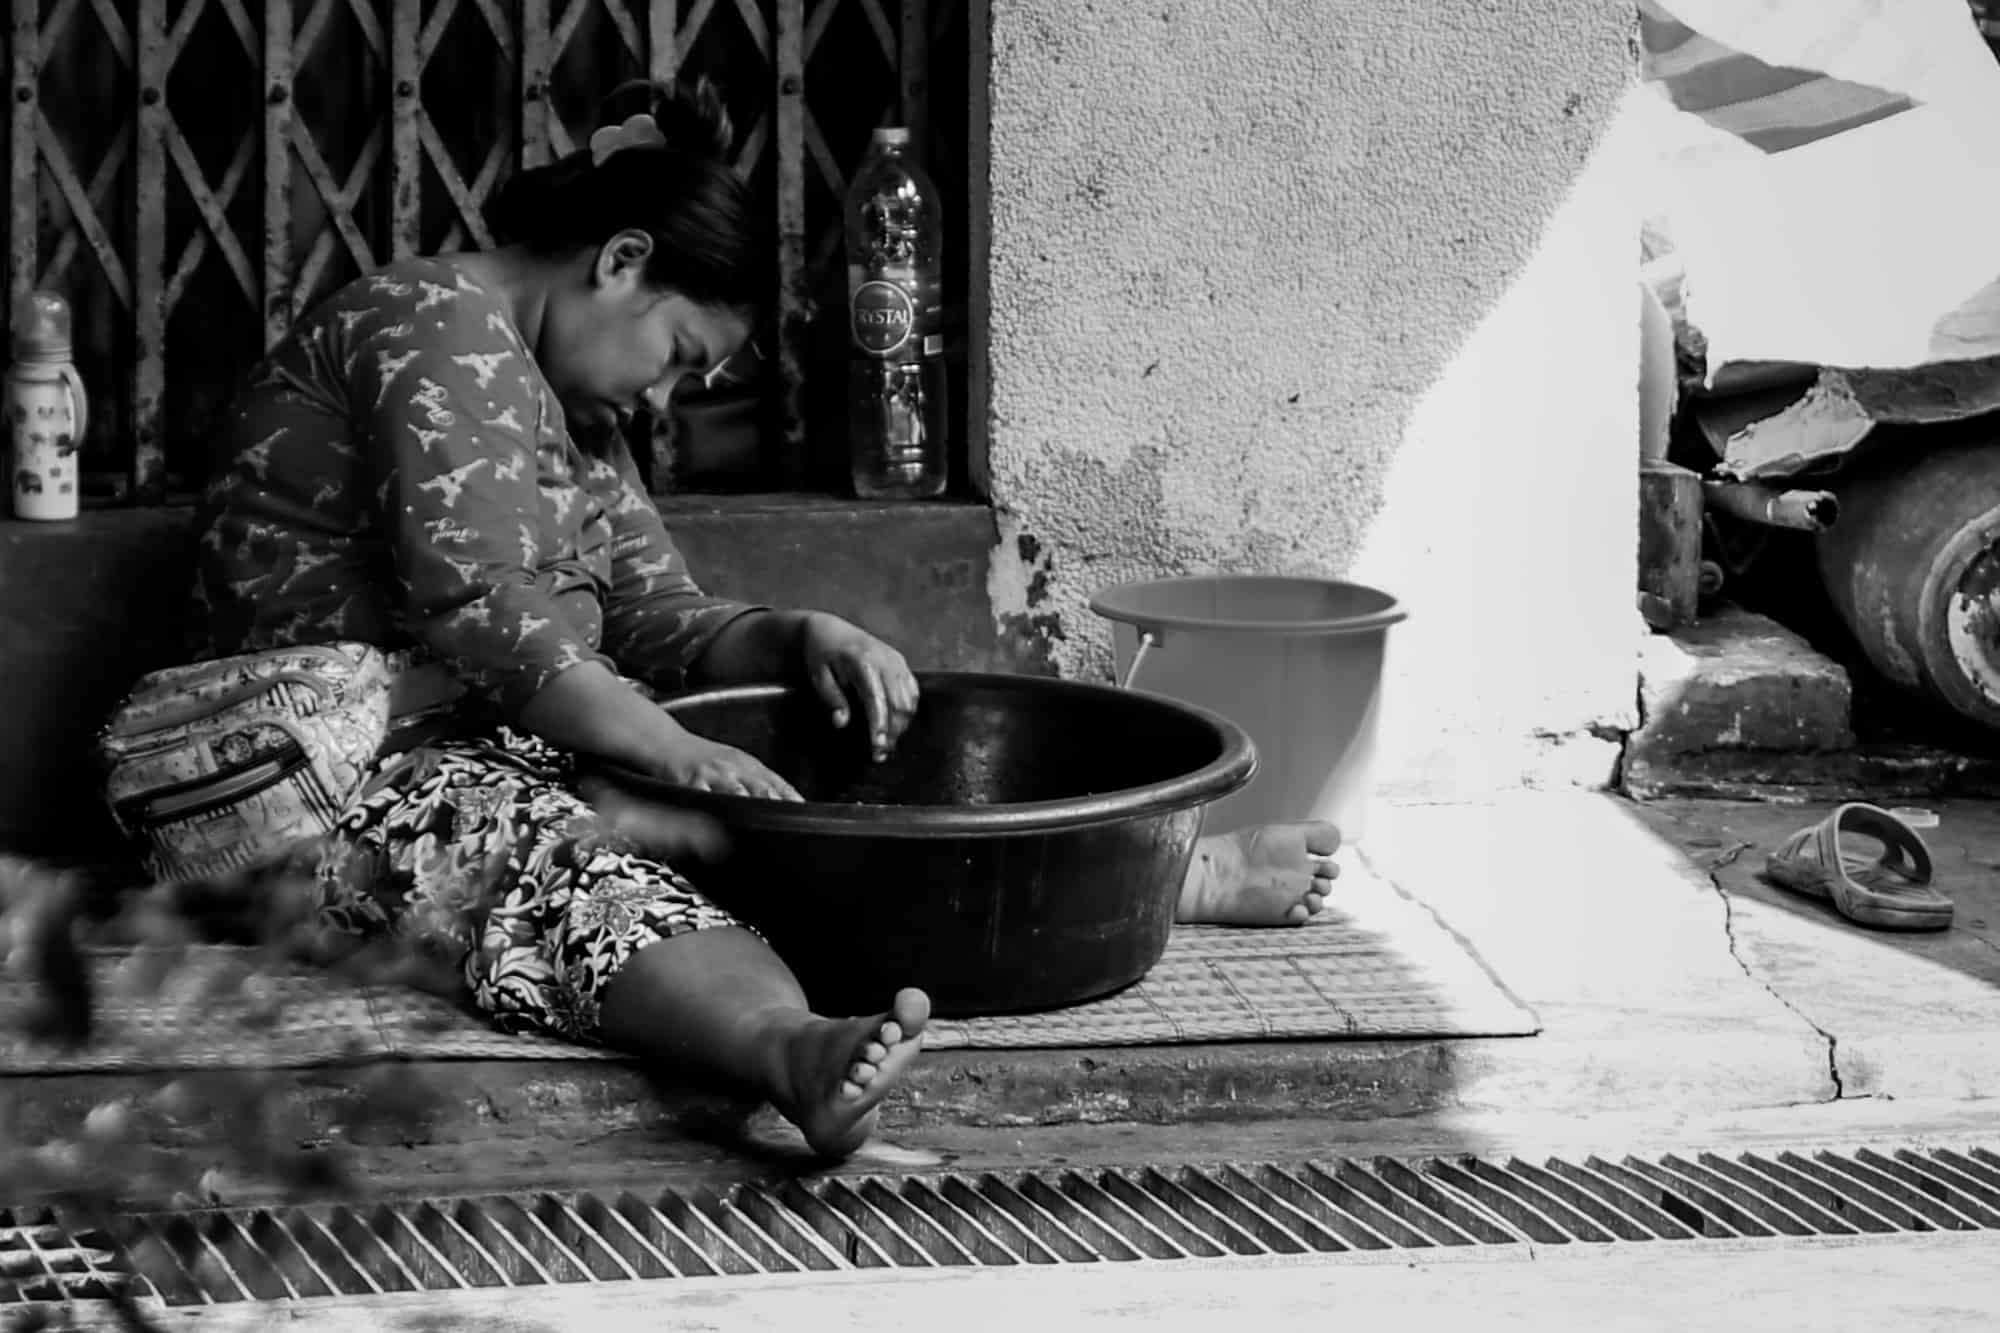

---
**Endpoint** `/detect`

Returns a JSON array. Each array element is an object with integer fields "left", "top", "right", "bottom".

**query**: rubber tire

[{"left": 1818, "top": 440, "right": 2000, "bottom": 733}]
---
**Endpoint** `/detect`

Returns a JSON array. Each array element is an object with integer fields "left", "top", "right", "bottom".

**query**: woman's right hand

[
  {"left": 656, "top": 736, "right": 803, "bottom": 802},
  {"left": 516, "top": 660, "right": 803, "bottom": 801}
]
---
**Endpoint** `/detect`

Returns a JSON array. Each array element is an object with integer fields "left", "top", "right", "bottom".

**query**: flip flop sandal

[{"left": 1763, "top": 802, "right": 1952, "bottom": 932}]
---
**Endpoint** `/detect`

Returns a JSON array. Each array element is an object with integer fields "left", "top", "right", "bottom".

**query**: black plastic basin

[{"left": 596, "top": 671, "right": 1256, "bottom": 1017}]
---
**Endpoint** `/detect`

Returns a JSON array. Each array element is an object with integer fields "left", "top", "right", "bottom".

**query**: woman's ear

[{"left": 593, "top": 229, "right": 655, "bottom": 289}]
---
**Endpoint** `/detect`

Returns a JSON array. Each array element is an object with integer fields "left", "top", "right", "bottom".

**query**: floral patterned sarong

[{"left": 313, "top": 725, "right": 741, "bottom": 1043}]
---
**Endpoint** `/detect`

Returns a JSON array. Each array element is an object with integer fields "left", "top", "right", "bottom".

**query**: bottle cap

[
  {"left": 872, "top": 126, "right": 912, "bottom": 147},
  {"left": 10, "top": 290, "right": 73, "bottom": 363}
]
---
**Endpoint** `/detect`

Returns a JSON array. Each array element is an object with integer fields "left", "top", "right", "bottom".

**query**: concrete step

[
  {"left": 1629, "top": 605, "right": 1854, "bottom": 760},
  {"left": 12, "top": 794, "right": 2000, "bottom": 1211},
  {"left": 1621, "top": 604, "right": 2000, "bottom": 801},
  {"left": 0, "top": 1020, "right": 1837, "bottom": 1209}
]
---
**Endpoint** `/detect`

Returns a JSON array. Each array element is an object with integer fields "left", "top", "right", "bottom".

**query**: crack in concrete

[{"left": 1705, "top": 859, "right": 1846, "bottom": 1101}]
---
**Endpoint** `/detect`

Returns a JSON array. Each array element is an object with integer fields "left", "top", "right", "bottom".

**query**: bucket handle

[{"left": 1119, "top": 630, "right": 1161, "bottom": 691}]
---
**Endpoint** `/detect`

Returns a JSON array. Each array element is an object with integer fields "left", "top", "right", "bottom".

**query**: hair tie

[{"left": 589, "top": 113, "right": 667, "bottom": 166}]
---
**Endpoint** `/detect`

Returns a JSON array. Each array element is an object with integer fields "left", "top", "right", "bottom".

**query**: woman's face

[{"left": 543, "top": 231, "right": 751, "bottom": 432}]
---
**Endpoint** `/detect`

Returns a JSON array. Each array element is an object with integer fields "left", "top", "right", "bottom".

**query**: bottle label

[{"left": 851, "top": 280, "right": 916, "bottom": 357}]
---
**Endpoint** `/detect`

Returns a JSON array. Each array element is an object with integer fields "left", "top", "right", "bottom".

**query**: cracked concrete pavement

[
  {"left": 1362, "top": 790, "right": 2000, "bottom": 1119},
  {"left": 1631, "top": 797, "right": 2000, "bottom": 1105},
  {"left": 1706, "top": 852, "right": 1848, "bottom": 1100}
]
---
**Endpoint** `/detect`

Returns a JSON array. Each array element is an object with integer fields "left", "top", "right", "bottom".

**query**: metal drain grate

[{"left": 6, "top": 1146, "right": 2000, "bottom": 1308}]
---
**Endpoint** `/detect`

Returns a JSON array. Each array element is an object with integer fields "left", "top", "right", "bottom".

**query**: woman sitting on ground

[{"left": 172, "top": 76, "right": 1341, "bottom": 1158}]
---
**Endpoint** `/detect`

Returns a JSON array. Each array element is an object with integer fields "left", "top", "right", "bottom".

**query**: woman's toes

[
  {"left": 1304, "top": 822, "right": 1343, "bottom": 857},
  {"left": 1305, "top": 890, "right": 1325, "bottom": 914},
  {"left": 1285, "top": 901, "right": 1310, "bottom": 925},
  {"left": 862, "top": 1040, "right": 888, "bottom": 1064},
  {"left": 890, "top": 988, "right": 931, "bottom": 1037},
  {"left": 877, "top": 1020, "right": 903, "bottom": 1048},
  {"left": 847, "top": 1060, "right": 877, "bottom": 1088}
]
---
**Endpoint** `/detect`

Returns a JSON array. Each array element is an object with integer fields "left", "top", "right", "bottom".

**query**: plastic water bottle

[
  {"left": 844, "top": 126, "right": 947, "bottom": 500},
  {"left": 6, "top": 290, "right": 88, "bottom": 522}
]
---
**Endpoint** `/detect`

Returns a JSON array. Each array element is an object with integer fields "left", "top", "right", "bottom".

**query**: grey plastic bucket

[{"left": 1090, "top": 575, "right": 1406, "bottom": 844}]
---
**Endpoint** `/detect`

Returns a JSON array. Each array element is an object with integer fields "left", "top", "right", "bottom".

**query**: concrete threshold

[{"left": 9, "top": 791, "right": 2000, "bottom": 1200}]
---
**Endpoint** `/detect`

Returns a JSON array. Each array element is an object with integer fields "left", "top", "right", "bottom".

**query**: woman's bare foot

[
  {"left": 770, "top": 987, "right": 930, "bottom": 1158},
  {"left": 1176, "top": 822, "right": 1342, "bottom": 927}
]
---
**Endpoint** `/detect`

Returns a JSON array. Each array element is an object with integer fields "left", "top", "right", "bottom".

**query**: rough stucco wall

[{"left": 984, "top": 0, "right": 1643, "bottom": 801}]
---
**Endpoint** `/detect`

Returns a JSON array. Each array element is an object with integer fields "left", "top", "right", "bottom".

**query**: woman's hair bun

[
  {"left": 482, "top": 74, "right": 761, "bottom": 311},
  {"left": 597, "top": 75, "right": 734, "bottom": 164},
  {"left": 484, "top": 75, "right": 734, "bottom": 248}
]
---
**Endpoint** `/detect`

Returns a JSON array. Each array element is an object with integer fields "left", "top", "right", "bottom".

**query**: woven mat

[{"left": 0, "top": 860, "right": 1536, "bottom": 1073}]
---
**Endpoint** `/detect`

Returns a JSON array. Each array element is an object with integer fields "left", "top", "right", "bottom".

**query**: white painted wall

[{"left": 982, "top": 0, "right": 1644, "bottom": 804}]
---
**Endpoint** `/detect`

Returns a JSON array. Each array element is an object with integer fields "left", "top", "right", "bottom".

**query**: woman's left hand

[{"left": 799, "top": 613, "right": 919, "bottom": 761}]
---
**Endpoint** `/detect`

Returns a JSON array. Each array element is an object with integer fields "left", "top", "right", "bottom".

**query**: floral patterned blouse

[{"left": 190, "top": 256, "right": 758, "bottom": 720}]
